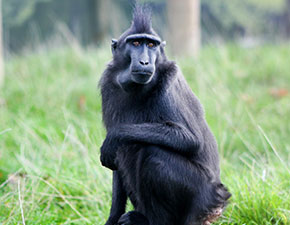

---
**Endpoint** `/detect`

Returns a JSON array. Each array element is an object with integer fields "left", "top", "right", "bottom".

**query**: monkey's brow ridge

[{"left": 125, "top": 34, "right": 161, "bottom": 44}]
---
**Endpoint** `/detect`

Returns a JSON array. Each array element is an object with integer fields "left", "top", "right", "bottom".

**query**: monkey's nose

[{"left": 139, "top": 60, "right": 149, "bottom": 66}]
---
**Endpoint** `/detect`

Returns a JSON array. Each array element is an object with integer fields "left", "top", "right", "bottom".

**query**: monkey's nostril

[{"left": 140, "top": 61, "right": 149, "bottom": 66}]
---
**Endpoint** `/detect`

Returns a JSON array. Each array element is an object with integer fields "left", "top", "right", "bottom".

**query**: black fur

[
  {"left": 131, "top": 4, "right": 152, "bottom": 34},
  {"left": 99, "top": 5, "right": 231, "bottom": 225}
]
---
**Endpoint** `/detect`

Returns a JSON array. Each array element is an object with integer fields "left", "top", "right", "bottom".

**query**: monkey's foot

[
  {"left": 118, "top": 211, "right": 149, "bottom": 225},
  {"left": 202, "top": 207, "right": 223, "bottom": 225}
]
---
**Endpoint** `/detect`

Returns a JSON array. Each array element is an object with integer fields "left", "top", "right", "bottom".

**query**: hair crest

[{"left": 131, "top": 4, "right": 152, "bottom": 34}]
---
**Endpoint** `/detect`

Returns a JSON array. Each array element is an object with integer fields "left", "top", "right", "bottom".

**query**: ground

[{"left": 0, "top": 44, "right": 289, "bottom": 224}]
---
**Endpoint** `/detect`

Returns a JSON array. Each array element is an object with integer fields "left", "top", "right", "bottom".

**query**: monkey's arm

[
  {"left": 118, "top": 122, "right": 200, "bottom": 153},
  {"left": 100, "top": 122, "right": 201, "bottom": 170}
]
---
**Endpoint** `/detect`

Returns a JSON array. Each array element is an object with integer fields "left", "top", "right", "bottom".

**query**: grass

[{"left": 0, "top": 44, "right": 289, "bottom": 224}]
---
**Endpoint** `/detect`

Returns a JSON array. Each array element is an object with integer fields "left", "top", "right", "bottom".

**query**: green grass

[{"left": 0, "top": 44, "right": 289, "bottom": 224}]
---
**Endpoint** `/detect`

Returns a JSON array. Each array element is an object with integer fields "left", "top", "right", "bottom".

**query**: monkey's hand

[{"left": 100, "top": 135, "right": 120, "bottom": 171}]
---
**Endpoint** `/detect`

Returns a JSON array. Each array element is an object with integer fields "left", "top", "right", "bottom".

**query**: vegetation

[{"left": 0, "top": 45, "right": 289, "bottom": 224}]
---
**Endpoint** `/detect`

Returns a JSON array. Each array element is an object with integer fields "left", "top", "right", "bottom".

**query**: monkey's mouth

[
  {"left": 132, "top": 71, "right": 153, "bottom": 76},
  {"left": 131, "top": 71, "right": 153, "bottom": 84}
]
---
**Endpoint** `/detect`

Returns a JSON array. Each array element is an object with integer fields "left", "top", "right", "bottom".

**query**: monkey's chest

[{"left": 106, "top": 105, "right": 167, "bottom": 127}]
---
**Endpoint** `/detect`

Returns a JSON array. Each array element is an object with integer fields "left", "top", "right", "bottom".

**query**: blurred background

[
  {"left": 1, "top": 0, "right": 290, "bottom": 55},
  {"left": 0, "top": 1, "right": 290, "bottom": 224}
]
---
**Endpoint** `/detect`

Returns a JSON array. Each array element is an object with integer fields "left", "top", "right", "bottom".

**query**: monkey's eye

[
  {"left": 132, "top": 41, "right": 140, "bottom": 47},
  {"left": 147, "top": 42, "right": 155, "bottom": 48}
]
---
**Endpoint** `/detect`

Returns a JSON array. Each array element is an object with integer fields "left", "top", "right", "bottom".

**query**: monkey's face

[{"left": 111, "top": 33, "right": 166, "bottom": 90}]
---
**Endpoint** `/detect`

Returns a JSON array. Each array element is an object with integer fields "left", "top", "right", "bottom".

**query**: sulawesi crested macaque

[{"left": 99, "top": 5, "right": 231, "bottom": 225}]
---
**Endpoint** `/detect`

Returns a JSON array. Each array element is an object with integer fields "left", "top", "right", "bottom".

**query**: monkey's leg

[
  {"left": 117, "top": 145, "right": 191, "bottom": 225},
  {"left": 136, "top": 146, "right": 230, "bottom": 225},
  {"left": 105, "top": 171, "right": 127, "bottom": 225}
]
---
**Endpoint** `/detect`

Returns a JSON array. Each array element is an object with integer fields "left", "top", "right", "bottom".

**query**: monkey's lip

[{"left": 131, "top": 71, "right": 153, "bottom": 76}]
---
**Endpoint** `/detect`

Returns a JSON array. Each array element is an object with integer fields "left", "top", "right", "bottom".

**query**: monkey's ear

[
  {"left": 161, "top": 41, "right": 166, "bottom": 48},
  {"left": 111, "top": 39, "right": 118, "bottom": 54}
]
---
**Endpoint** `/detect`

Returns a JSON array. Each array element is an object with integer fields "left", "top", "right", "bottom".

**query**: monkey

[{"left": 99, "top": 5, "right": 231, "bottom": 225}]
